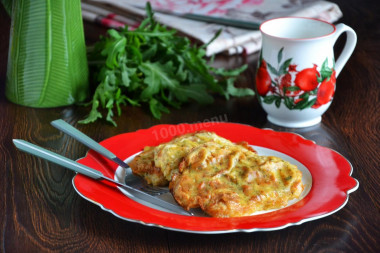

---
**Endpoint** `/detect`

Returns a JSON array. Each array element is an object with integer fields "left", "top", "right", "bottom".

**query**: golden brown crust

[
  {"left": 129, "top": 131, "right": 254, "bottom": 186},
  {"left": 129, "top": 130, "right": 304, "bottom": 217},
  {"left": 129, "top": 146, "right": 168, "bottom": 186},
  {"left": 169, "top": 143, "right": 304, "bottom": 217}
]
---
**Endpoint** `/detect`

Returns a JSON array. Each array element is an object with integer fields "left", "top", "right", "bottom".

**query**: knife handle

[
  {"left": 13, "top": 139, "right": 192, "bottom": 216},
  {"left": 13, "top": 139, "right": 103, "bottom": 180}
]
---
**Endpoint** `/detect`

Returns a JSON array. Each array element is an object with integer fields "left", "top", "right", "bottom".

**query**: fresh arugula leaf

[
  {"left": 78, "top": 100, "right": 102, "bottom": 124},
  {"left": 172, "top": 84, "right": 214, "bottom": 104},
  {"left": 226, "top": 79, "right": 255, "bottom": 97},
  {"left": 82, "top": 2, "right": 254, "bottom": 125},
  {"left": 149, "top": 98, "right": 170, "bottom": 119}
]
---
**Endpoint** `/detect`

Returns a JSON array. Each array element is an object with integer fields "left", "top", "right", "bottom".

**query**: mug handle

[{"left": 333, "top": 24, "right": 357, "bottom": 77}]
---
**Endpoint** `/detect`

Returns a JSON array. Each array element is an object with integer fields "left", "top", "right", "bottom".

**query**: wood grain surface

[{"left": 1, "top": 0, "right": 379, "bottom": 252}]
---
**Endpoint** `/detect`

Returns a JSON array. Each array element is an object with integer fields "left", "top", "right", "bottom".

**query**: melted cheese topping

[
  {"left": 130, "top": 131, "right": 253, "bottom": 186},
  {"left": 154, "top": 131, "right": 235, "bottom": 181},
  {"left": 169, "top": 143, "right": 304, "bottom": 217},
  {"left": 130, "top": 131, "right": 304, "bottom": 217}
]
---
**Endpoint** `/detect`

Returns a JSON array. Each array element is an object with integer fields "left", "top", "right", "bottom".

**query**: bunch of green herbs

[{"left": 80, "top": 3, "right": 254, "bottom": 126}]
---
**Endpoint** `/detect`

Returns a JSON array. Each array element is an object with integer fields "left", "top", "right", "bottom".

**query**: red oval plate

[{"left": 73, "top": 123, "right": 358, "bottom": 233}]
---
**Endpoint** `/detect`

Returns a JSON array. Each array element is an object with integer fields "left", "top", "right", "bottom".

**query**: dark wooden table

[{"left": 1, "top": 0, "right": 379, "bottom": 252}]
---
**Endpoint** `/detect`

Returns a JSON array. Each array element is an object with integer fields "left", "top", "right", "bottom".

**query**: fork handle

[{"left": 51, "top": 119, "right": 128, "bottom": 168}]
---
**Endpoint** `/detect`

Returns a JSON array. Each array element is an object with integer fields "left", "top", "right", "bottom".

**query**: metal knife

[{"left": 12, "top": 139, "right": 191, "bottom": 216}]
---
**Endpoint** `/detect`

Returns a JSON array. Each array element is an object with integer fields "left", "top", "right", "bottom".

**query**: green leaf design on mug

[
  {"left": 258, "top": 47, "right": 336, "bottom": 110},
  {"left": 278, "top": 47, "right": 284, "bottom": 64},
  {"left": 319, "top": 58, "right": 334, "bottom": 82},
  {"left": 279, "top": 58, "right": 292, "bottom": 76},
  {"left": 266, "top": 62, "right": 279, "bottom": 76}
]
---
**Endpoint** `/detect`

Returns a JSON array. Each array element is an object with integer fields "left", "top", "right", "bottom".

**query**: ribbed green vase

[{"left": 5, "top": 0, "right": 89, "bottom": 107}]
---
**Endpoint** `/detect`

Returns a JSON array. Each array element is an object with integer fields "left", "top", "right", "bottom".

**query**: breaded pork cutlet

[
  {"left": 169, "top": 142, "right": 304, "bottom": 217},
  {"left": 129, "top": 131, "right": 255, "bottom": 186}
]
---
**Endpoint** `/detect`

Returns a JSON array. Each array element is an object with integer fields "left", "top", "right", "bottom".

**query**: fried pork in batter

[
  {"left": 169, "top": 142, "right": 304, "bottom": 217},
  {"left": 129, "top": 131, "right": 254, "bottom": 186},
  {"left": 130, "top": 130, "right": 304, "bottom": 217}
]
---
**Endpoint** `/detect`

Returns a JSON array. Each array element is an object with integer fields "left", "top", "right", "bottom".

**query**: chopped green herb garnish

[{"left": 80, "top": 2, "right": 254, "bottom": 126}]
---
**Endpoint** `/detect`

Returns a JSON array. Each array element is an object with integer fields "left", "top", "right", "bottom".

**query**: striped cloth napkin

[{"left": 82, "top": 0, "right": 343, "bottom": 56}]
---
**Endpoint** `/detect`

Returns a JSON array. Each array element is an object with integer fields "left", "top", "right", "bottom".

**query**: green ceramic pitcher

[{"left": 4, "top": 0, "right": 89, "bottom": 107}]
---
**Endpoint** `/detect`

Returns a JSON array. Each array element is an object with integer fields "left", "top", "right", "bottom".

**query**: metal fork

[{"left": 51, "top": 119, "right": 169, "bottom": 196}]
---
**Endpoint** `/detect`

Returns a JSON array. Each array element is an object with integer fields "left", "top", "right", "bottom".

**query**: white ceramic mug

[{"left": 255, "top": 17, "right": 357, "bottom": 128}]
